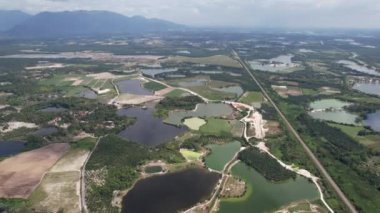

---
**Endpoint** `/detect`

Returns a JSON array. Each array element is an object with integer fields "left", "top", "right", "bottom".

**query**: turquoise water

[
  {"left": 309, "top": 99, "right": 359, "bottom": 125},
  {"left": 205, "top": 141, "right": 241, "bottom": 171},
  {"left": 164, "top": 103, "right": 233, "bottom": 126},
  {"left": 353, "top": 83, "right": 380, "bottom": 97},
  {"left": 219, "top": 162, "right": 319, "bottom": 213}
]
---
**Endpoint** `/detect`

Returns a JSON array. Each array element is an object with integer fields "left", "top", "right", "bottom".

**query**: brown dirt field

[
  {"left": 286, "top": 89, "right": 303, "bottom": 96},
  {"left": 0, "top": 143, "right": 69, "bottom": 198},
  {"left": 265, "top": 120, "right": 282, "bottom": 136}
]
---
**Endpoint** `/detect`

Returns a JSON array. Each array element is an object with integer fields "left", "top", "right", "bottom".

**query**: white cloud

[{"left": 0, "top": 0, "right": 379, "bottom": 28}]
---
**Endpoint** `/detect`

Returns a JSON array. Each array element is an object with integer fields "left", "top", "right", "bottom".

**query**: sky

[{"left": 1, "top": 0, "right": 380, "bottom": 29}]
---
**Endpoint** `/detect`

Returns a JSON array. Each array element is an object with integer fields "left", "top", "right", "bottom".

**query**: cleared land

[
  {"left": 29, "top": 148, "right": 90, "bottom": 212},
  {"left": 29, "top": 171, "right": 81, "bottom": 213},
  {"left": 220, "top": 176, "right": 246, "bottom": 198},
  {"left": 164, "top": 55, "right": 242, "bottom": 68},
  {"left": 0, "top": 143, "right": 69, "bottom": 198},
  {"left": 183, "top": 117, "right": 206, "bottom": 130},
  {"left": 180, "top": 149, "right": 203, "bottom": 162}
]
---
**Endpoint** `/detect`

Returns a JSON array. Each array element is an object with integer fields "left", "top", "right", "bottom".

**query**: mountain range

[
  {"left": 0, "top": 10, "right": 31, "bottom": 31},
  {"left": 0, "top": 10, "right": 185, "bottom": 37}
]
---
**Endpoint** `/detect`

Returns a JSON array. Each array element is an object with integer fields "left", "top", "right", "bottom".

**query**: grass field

[
  {"left": 165, "top": 89, "right": 188, "bottom": 98},
  {"left": 143, "top": 81, "right": 167, "bottom": 91},
  {"left": 191, "top": 86, "right": 236, "bottom": 100},
  {"left": 200, "top": 118, "right": 232, "bottom": 135},
  {"left": 180, "top": 149, "right": 202, "bottom": 162},
  {"left": 239, "top": 91, "right": 264, "bottom": 105},
  {"left": 328, "top": 123, "right": 380, "bottom": 151}
]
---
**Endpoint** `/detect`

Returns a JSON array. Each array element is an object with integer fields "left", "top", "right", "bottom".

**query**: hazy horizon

[{"left": 1, "top": 0, "right": 380, "bottom": 29}]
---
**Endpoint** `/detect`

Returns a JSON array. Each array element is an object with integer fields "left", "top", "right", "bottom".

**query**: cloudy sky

[{"left": 1, "top": 0, "right": 379, "bottom": 29}]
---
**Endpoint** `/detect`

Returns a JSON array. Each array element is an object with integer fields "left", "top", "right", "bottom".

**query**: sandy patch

[
  {"left": 115, "top": 94, "right": 163, "bottom": 105},
  {"left": 183, "top": 117, "right": 206, "bottom": 130},
  {"left": 0, "top": 121, "right": 38, "bottom": 133},
  {"left": 0, "top": 92, "right": 13, "bottom": 97},
  {"left": 87, "top": 72, "right": 117, "bottom": 80},
  {"left": 154, "top": 87, "right": 175, "bottom": 96},
  {"left": 25, "top": 63, "right": 65, "bottom": 70},
  {"left": 0, "top": 105, "right": 10, "bottom": 110},
  {"left": 0, "top": 143, "right": 69, "bottom": 198},
  {"left": 220, "top": 176, "right": 246, "bottom": 198},
  {"left": 64, "top": 77, "right": 83, "bottom": 86}
]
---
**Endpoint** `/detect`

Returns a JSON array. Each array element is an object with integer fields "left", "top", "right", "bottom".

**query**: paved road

[{"left": 233, "top": 51, "right": 358, "bottom": 213}]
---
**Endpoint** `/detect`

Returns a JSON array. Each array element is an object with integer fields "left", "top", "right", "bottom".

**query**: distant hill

[
  {"left": 8, "top": 10, "right": 185, "bottom": 37},
  {"left": 0, "top": 10, "right": 31, "bottom": 32}
]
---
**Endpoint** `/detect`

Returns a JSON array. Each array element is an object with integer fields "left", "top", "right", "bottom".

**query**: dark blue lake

[
  {"left": 117, "top": 107, "right": 187, "bottom": 146},
  {"left": 0, "top": 141, "right": 25, "bottom": 157},
  {"left": 116, "top": 80, "right": 153, "bottom": 95},
  {"left": 365, "top": 112, "right": 380, "bottom": 132},
  {"left": 122, "top": 167, "right": 220, "bottom": 213}
]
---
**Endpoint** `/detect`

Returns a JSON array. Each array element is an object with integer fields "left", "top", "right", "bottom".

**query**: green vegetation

[
  {"left": 180, "top": 135, "right": 234, "bottom": 151},
  {"left": 328, "top": 123, "right": 380, "bottom": 150},
  {"left": 239, "top": 91, "right": 264, "bottom": 105},
  {"left": 155, "top": 95, "right": 203, "bottom": 117},
  {"left": 199, "top": 118, "right": 232, "bottom": 136},
  {"left": 70, "top": 137, "right": 97, "bottom": 151},
  {"left": 143, "top": 81, "right": 166, "bottom": 91},
  {"left": 238, "top": 147, "right": 296, "bottom": 182},
  {"left": 86, "top": 135, "right": 184, "bottom": 211},
  {"left": 144, "top": 166, "right": 163, "bottom": 173},
  {"left": 165, "top": 89, "right": 187, "bottom": 98},
  {"left": 180, "top": 149, "right": 202, "bottom": 161},
  {"left": 168, "top": 55, "right": 242, "bottom": 68},
  {"left": 0, "top": 198, "right": 30, "bottom": 213},
  {"left": 190, "top": 86, "right": 235, "bottom": 100}
]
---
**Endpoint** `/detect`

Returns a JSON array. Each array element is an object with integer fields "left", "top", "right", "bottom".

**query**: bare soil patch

[
  {"left": 220, "top": 176, "right": 246, "bottom": 198},
  {"left": 265, "top": 120, "right": 282, "bottom": 136},
  {"left": 87, "top": 72, "right": 117, "bottom": 80},
  {"left": 0, "top": 121, "right": 38, "bottom": 133},
  {"left": 30, "top": 171, "right": 81, "bottom": 213},
  {"left": 0, "top": 143, "right": 69, "bottom": 198},
  {"left": 115, "top": 93, "right": 163, "bottom": 105}
]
